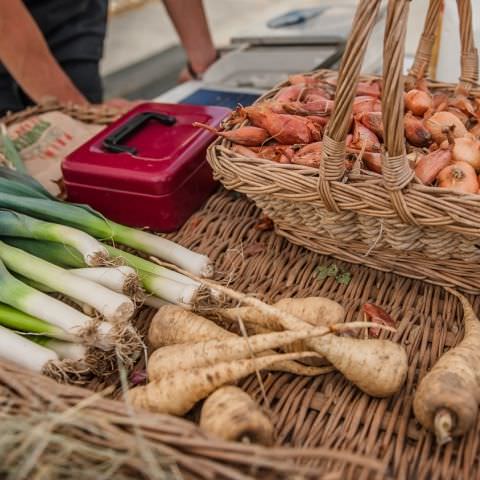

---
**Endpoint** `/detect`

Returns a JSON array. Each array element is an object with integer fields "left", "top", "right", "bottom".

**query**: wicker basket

[{"left": 207, "top": 0, "right": 480, "bottom": 294}]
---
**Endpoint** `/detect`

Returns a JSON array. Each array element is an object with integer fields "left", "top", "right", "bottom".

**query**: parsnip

[
  {"left": 199, "top": 386, "right": 274, "bottom": 445},
  {"left": 147, "top": 327, "right": 328, "bottom": 380},
  {"left": 127, "top": 351, "right": 315, "bottom": 416},
  {"left": 205, "top": 281, "right": 408, "bottom": 397},
  {"left": 148, "top": 305, "right": 332, "bottom": 376},
  {"left": 219, "top": 297, "right": 345, "bottom": 331},
  {"left": 220, "top": 296, "right": 345, "bottom": 366},
  {"left": 413, "top": 288, "right": 480, "bottom": 444}
]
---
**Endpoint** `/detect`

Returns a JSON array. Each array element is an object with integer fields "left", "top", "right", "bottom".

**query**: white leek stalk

[
  {"left": 0, "top": 210, "right": 108, "bottom": 266},
  {"left": 30, "top": 337, "right": 87, "bottom": 361},
  {"left": 143, "top": 296, "right": 169, "bottom": 309},
  {"left": 0, "top": 325, "right": 58, "bottom": 372},
  {"left": 0, "top": 303, "right": 76, "bottom": 341},
  {"left": 141, "top": 272, "right": 198, "bottom": 305},
  {"left": 0, "top": 241, "right": 134, "bottom": 322},
  {"left": 0, "top": 260, "right": 113, "bottom": 349},
  {"left": 71, "top": 266, "right": 139, "bottom": 296},
  {"left": 0, "top": 189, "right": 213, "bottom": 276}
]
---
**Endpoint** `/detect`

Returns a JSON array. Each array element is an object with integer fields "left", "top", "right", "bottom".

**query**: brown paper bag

[{"left": 5, "top": 111, "right": 104, "bottom": 196}]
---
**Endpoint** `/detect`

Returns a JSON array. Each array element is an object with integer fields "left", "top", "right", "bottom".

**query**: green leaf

[{"left": 336, "top": 272, "right": 352, "bottom": 285}]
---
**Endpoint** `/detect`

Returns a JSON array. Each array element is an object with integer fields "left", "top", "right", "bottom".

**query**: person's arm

[
  {"left": 162, "top": 0, "right": 217, "bottom": 78},
  {"left": 0, "top": 0, "right": 87, "bottom": 105}
]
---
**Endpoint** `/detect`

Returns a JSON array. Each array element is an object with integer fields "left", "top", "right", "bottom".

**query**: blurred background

[{"left": 102, "top": 0, "right": 480, "bottom": 102}]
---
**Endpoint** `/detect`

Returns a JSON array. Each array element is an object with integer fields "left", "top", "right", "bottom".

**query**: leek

[
  {"left": 0, "top": 258, "right": 113, "bottom": 349},
  {"left": 27, "top": 336, "right": 87, "bottom": 361},
  {"left": 143, "top": 296, "right": 169, "bottom": 309},
  {"left": 104, "top": 244, "right": 200, "bottom": 286},
  {"left": 0, "top": 165, "right": 55, "bottom": 199},
  {"left": 0, "top": 186, "right": 212, "bottom": 276},
  {"left": 0, "top": 210, "right": 109, "bottom": 265},
  {"left": 0, "top": 240, "right": 134, "bottom": 322},
  {"left": 0, "top": 325, "right": 58, "bottom": 372},
  {"left": 71, "top": 266, "right": 140, "bottom": 297},
  {"left": 5, "top": 238, "right": 201, "bottom": 304},
  {"left": 0, "top": 303, "right": 75, "bottom": 341}
]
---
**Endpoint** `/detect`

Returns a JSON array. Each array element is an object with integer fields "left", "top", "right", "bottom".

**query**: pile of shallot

[{"left": 196, "top": 73, "right": 480, "bottom": 195}]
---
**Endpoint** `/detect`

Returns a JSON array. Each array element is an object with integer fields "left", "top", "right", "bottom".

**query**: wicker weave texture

[{"left": 2, "top": 189, "right": 479, "bottom": 479}]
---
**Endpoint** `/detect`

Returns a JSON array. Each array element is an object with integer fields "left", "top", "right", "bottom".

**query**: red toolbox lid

[{"left": 62, "top": 102, "right": 230, "bottom": 195}]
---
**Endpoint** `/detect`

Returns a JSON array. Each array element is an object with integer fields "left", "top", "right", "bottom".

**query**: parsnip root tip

[{"left": 434, "top": 408, "right": 454, "bottom": 445}]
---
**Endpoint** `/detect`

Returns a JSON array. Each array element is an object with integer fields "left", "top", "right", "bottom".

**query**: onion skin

[
  {"left": 432, "top": 92, "right": 449, "bottom": 111},
  {"left": 437, "top": 161, "right": 479, "bottom": 194},
  {"left": 274, "top": 84, "right": 304, "bottom": 102},
  {"left": 192, "top": 123, "right": 269, "bottom": 147},
  {"left": 356, "top": 111, "right": 383, "bottom": 139},
  {"left": 352, "top": 96, "right": 382, "bottom": 114},
  {"left": 404, "top": 113, "right": 432, "bottom": 147},
  {"left": 425, "top": 112, "right": 468, "bottom": 144},
  {"left": 405, "top": 89, "right": 433, "bottom": 116},
  {"left": 447, "top": 107, "right": 469, "bottom": 126},
  {"left": 349, "top": 120, "right": 381, "bottom": 152},
  {"left": 356, "top": 81, "right": 381, "bottom": 98},
  {"left": 283, "top": 99, "right": 334, "bottom": 116},
  {"left": 361, "top": 152, "right": 382, "bottom": 173},
  {"left": 243, "top": 107, "right": 321, "bottom": 144},
  {"left": 452, "top": 136, "right": 480, "bottom": 171},
  {"left": 251, "top": 145, "right": 295, "bottom": 163},
  {"left": 415, "top": 147, "right": 452, "bottom": 185},
  {"left": 231, "top": 144, "right": 259, "bottom": 159}
]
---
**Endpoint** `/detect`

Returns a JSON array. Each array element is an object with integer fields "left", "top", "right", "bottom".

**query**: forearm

[
  {"left": 162, "top": 0, "right": 216, "bottom": 73},
  {"left": 0, "top": 1, "right": 87, "bottom": 104}
]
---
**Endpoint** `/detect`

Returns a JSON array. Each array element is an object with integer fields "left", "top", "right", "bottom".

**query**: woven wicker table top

[{"left": 1, "top": 188, "right": 478, "bottom": 480}]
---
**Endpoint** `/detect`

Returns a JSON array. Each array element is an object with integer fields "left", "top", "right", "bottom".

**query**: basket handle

[
  {"left": 405, "top": 0, "right": 443, "bottom": 87},
  {"left": 381, "top": 0, "right": 417, "bottom": 224},
  {"left": 456, "top": 0, "right": 478, "bottom": 93},
  {"left": 318, "top": 0, "right": 382, "bottom": 212}
]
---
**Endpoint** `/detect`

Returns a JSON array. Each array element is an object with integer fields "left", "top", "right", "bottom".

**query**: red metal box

[{"left": 62, "top": 102, "right": 230, "bottom": 231}]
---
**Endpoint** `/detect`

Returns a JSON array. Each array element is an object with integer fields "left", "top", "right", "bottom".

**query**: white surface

[
  {"left": 435, "top": 0, "right": 480, "bottom": 83},
  {"left": 102, "top": 0, "right": 328, "bottom": 75}
]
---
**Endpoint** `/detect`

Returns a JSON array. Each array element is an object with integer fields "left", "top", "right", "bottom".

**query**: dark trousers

[{"left": 0, "top": 60, "right": 103, "bottom": 116}]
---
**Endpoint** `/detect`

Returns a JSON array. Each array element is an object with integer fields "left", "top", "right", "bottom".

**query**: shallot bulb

[
  {"left": 452, "top": 135, "right": 480, "bottom": 171},
  {"left": 243, "top": 107, "right": 321, "bottom": 144},
  {"left": 349, "top": 120, "right": 381, "bottom": 152},
  {"left": 352, "top": 96, "right": 382, "bottom": 114},
  {"left": 274, "top": 84, "right": 304, "bottom": 102},
  {"left": 404, "top": 112, "right": 432, "bottom": 147},
  {"left": 425, "top": 112, "right": 468, "bottom": 144},
  {"left": 356, "top": 111, "right": 383, "bottom": 139},
  {"left": 437, "top": 161, "right": 479, "bottom": 194},
  {"left": 405, "top": 89, "right": 433, "bottom": 116},
  {"left": 415, "top": 146, "right": 452, "bottom": 185},
  {"left": 192, "top": 123, "right": 269, "bottom": 147}
]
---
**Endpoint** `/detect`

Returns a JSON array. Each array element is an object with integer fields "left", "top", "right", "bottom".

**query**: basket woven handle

[
  {"left": 456, "top": 0, "right": 478, "bottom": 93},
  {"left": 405, "top": 0, "right": 443, "bottom": 86},
  {"left": 318, "top": 0, "right": 382, "bottom": 211},
  {"left": 381, "top": 0, "right": 416, "bottom": 224}
]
